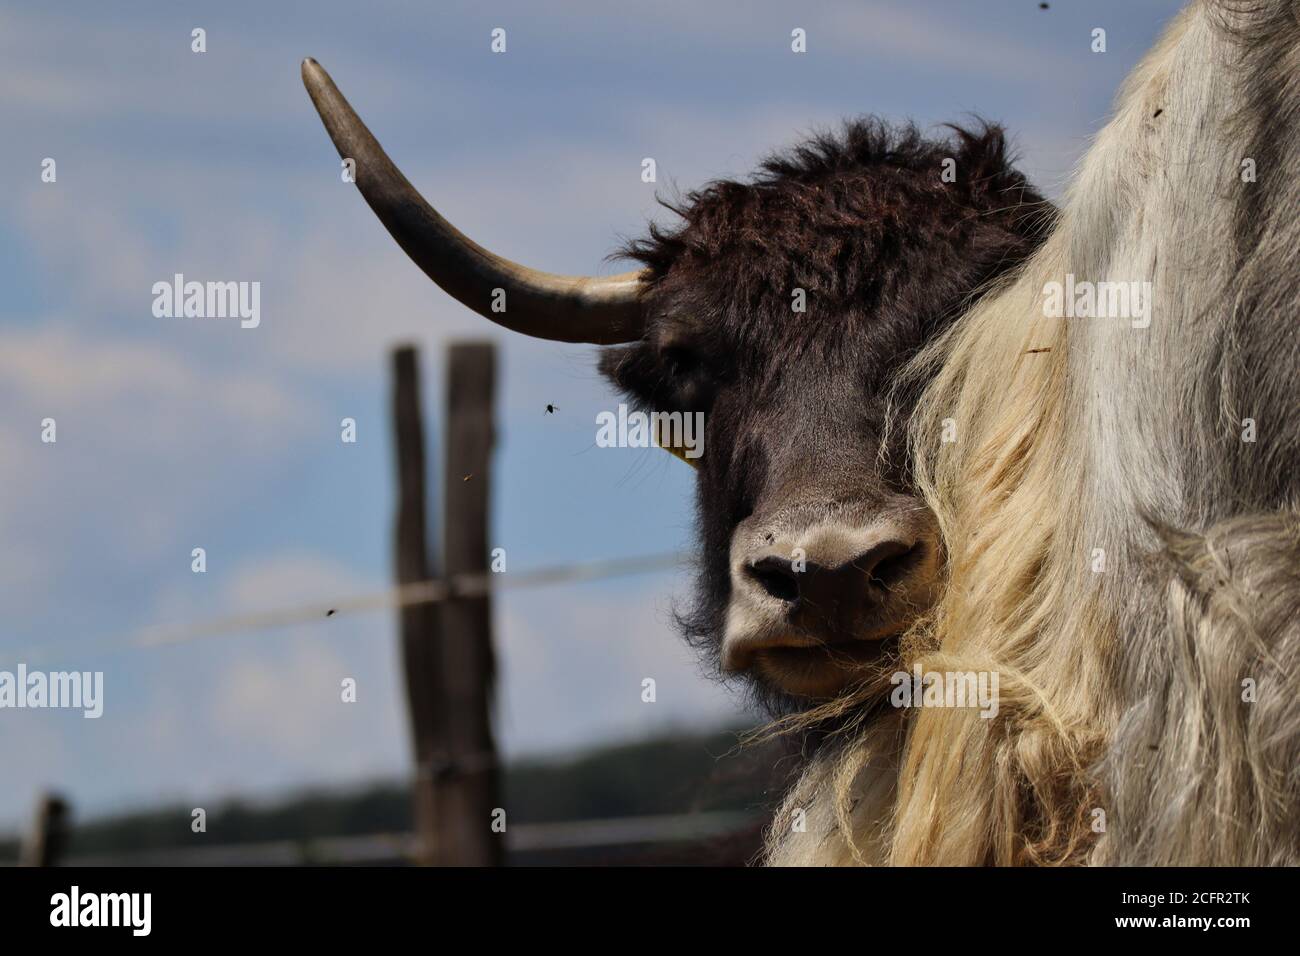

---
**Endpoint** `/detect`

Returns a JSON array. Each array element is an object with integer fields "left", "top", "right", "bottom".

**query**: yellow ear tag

[
  {"left": 662, "top": 441, "right": 700, "bottom": 468},
  {"left": 655, "top": 415, "right": 701, "bottom": 469}
]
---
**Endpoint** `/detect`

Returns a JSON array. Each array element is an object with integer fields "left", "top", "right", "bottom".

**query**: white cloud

[
  {"left": 221, "top": 552, "right": 376, "bottom": 612},
  {"left": 0, "top": 325, "right": 318, "bottom": 613}
]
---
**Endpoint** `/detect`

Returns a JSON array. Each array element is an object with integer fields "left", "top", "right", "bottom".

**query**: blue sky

[{"left": 0, "top": 0, "right": 1185, "bottom": 828}]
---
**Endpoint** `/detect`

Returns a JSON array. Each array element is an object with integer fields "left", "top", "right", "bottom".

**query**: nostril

[
  {"left": 747, "top": 555, "right": 801, "bottom": 603},
  {"left": 858, "top": 540, "right": 925, "bottom": 590}
]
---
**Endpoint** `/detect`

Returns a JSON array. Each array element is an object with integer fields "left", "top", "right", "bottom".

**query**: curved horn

[{"left": 301, "top": 58, "right": 646, "bottom": 344}]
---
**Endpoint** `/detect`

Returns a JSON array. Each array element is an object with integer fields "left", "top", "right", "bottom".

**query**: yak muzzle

[{"left": 722, "top": 500, "right": 940, "bottom": 698}]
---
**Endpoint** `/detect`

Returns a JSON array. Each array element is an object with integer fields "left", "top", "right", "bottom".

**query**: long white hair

[{"left": 768, "top": 0, "right": 1300, "bottom": 866}]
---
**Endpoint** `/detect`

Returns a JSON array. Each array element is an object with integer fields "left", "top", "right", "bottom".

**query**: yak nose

[
  {"left": 722, "top": 513, "right": 941, "bottom": 693},
  {"left": 745, "top": 538, "right": 920, "bottom": 608}
]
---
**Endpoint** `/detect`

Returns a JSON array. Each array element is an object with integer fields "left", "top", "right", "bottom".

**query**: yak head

[{"left": 303, "top": 59, "right": 1052, "bottom": 712}]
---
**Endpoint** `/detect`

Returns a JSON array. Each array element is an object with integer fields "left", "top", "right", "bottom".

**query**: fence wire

[{"left": 22, "top": 551, "right": 689, "bottom": 667}]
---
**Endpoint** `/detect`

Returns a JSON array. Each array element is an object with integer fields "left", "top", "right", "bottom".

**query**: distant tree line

[{"left": 0, "top": 726, "right": 792, "bottom": 862}]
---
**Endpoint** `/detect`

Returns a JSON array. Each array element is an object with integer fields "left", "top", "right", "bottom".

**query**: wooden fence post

[
  {"left": 438, "top": 342, "right": 502, "bottom": 866},
  {"left": 391, "top": 345, "right": 444, "bottom": 864},
  {"left": 19, "top": 792, "right": 69, "bottom": 867},
  {"left": 391, "top": 342, "right": 501, "bottom": 866}
]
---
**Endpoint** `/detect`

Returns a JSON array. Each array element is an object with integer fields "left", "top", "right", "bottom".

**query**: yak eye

[{"left": 660, "top": 346, "right": 700, "bottom": 379}]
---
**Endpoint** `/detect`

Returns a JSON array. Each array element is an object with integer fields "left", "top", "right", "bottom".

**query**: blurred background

[{"left": 0, "top": 0, "right": 1183, "bottom": 864}]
